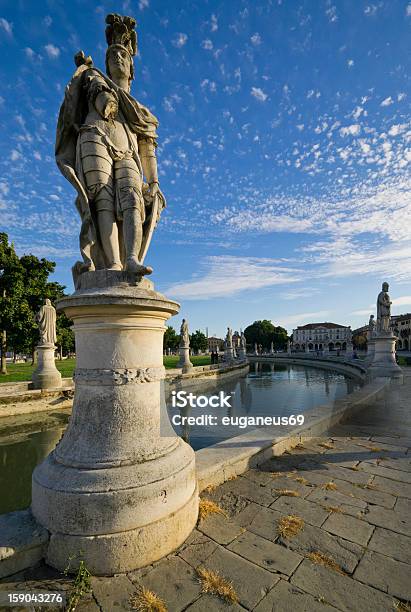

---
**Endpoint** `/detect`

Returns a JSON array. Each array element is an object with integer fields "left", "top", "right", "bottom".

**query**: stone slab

[
  {"left": 368, "top": 526, "right": 411, "bottom": 565},
  {"left": 371, "top": 475, "right": 411, "bottom": 498},
  {"left": 90, "top": 575, "right": 136, "bottom": 612},
  {"left": 359, "top": 462, "right": 411, "bottom": 483},
  {"left": 322, "top": 512, "right": 374, "bottom": 546},
  {"left": 306, "top": 487, "right": 367, "bottom": 518},
  {"left": 178, "top": 530, "right": 218, "bottom": 569},
  {"left": 204, "top": 545, "right": 279, "bottom": 610},
  {"left": 362, "top": 505, "right": 411, "bottom": 537},
  {"left": 185, "top": 593, "right": 246, "bottom": 610},
  {"left": 291, "top": 559, "right": 395, "bottom": 611},
  {"left": 270, "top": 475, "right": 314, "bottom": 498},
  {"left": 247, "top": 506, "right": 284, "bottom": 542},
  {"left": 254, "top": 578, "right": 337, "bottom": 612},
  {"left": 279, "top": 522, "right": 363, "bottom": 574},
  {"left": 211, "top": 476, "right": 275, "bottom": 507},
  {"left": 270, "top": 496, "right": 330, "bottom": 527},
  {"left": 0, "top": 510, "right": 49, "bottom": 579},
  {"left": 136, "top": 557, "right": 201, "bottom": 612},
  {"left": 227, "top": 530, "right": 303, "bottom": 576},
  {"left": 354, "top": 549, "right": 411, "bottom": 600},
  {"left": 198, "top": 514, "right": 244, "bottom": 545}
]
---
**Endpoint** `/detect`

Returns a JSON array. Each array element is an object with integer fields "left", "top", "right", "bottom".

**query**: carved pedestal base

[
  {"left": 32, "top": 345, "right": 62, "bottom": 390},
  {"left": 365, "top": 338, "right": 376, "bottom": 364},
  {"left": 178, "top": 346, "right": 193, "bottom": 373},
  {"left": 31, "top": 272, "right": 198, "bottom": 575},
  {"left": 238, "top": 347, "right": 247, "bottom": 361},
  {"left": 225, "top": 347, "right": 234, "bottom": 362},
  {"left": 368, "top": 333, "right": 403, "bottom": 381}
]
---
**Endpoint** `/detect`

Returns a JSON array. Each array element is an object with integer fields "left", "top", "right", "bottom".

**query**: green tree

[
  {"left": 244, "top": 320, "right": 288, "bottom": 351},
  {"left": 0, "top": 234, "right": 25, "bottom": 374},
  {"left": 56, "top": 312, "right": 75, "bottom": 359},
  {"left": 190, "top": 330, "right": 208, "bottom": 354},
  {"left": 163, "top": 326, "right": 180, "bottom": 352},
  {"left": 0, "top": 233, "right": 69, "bottom": 371}
]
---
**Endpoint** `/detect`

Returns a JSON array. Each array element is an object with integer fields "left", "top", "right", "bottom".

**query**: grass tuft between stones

[
  {"left": 197, "top": 566, "right": 239, "bottom": 603},
  {"left": 64, "top": 558, "right": 91, "bottom": 612},
  {"left": 277, "top": 514, "right": 305, "bottom": 539},
  {"left": 395, "top": 600, "right": 411, "bottom": 612},
  {"left": 323, "top": 505, "right": 343, "bottom": 513},
  {"left": 321, "top": 481, "right": 338, "bottom": 491},
  {"left": 273, "top": 488, "right": 300, "bottom": 497},
  {"left": 307, "top": 551, "right": 346, "bottom": 575},
  {"left": 318, "top": 441, "right": 334, "bottom": 449},
  {"left": 198, "top": 498, "right": 228, "bottom": 521},
  {"left": 130, "top": 587, "right": 168, "bottom": 612}
]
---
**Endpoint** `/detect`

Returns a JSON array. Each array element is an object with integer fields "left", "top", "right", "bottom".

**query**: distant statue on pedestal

[
  {"left": 270, "top": 341, "right": 274, "bottom": 354},
  {"left": 377, "top": 282, "right": 392, "bottom": 333},
  {"left": 225, "top": 327, "right": 234, "bottom": 362},
  {"left": 368, "top": 314, "right": 376, "bottom": 337},
  {"left": 32, "top": 299, "right": 61, "bottom": 390},
  {"left": 36, "top": 299, "right": 57, "bottom": 346},
  {"left": 178, "top": 318, "right": 192, "bottom": 371},
  {"left": 179, "top": 318, "right": 190, "bottom": 348}
]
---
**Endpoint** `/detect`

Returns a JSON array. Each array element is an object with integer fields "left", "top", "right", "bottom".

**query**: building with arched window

[{"left": 292, "top": 322, "right": 351, "bottom": 352}]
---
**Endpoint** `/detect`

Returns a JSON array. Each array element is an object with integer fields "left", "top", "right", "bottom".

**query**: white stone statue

[
  {"left": 179, "top": 318, "right": 190, "bottom": 348},
  {"left": 240, "top": 332, "right": 246, "bottom": 349},
  {"left": 225, "top": 327, "right": 233, "bottom": 348},
  {"left": 55, "top": 13, "right": 166, "bottom": 283},
  {"left": 368, "top": 314, "right": 376, "bottom": 337},
  {"left": 377, "top": 282, "right": 392, "bottom": 333},
  {"left": 36, "top": 299, "right": 57, "bottom": 346}
]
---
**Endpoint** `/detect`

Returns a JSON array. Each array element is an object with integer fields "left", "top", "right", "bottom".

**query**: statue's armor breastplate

[{"left": 84, "top": 107, "right": 130, "bottom": 153}]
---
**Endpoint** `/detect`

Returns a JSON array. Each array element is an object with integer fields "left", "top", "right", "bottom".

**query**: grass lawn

[{"left": 0, "top": 355, "right": 212, "bottom": 384}]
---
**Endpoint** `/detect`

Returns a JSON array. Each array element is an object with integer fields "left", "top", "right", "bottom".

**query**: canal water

[{"left": 0, "top": 363, "right": 360, "bottom": 514}]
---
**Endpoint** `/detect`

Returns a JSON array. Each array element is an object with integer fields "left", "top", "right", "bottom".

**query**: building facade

[
  {"left": 207, "top": 336, "right": 224, "bottom": 352},
  {"left": 292, "top": 322, "right": 351, "bottom": 351},
  {"left": 390, "top": 314, "right": 411, "bottom": 350}
]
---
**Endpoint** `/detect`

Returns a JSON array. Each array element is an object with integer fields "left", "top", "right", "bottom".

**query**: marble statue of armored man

[
  {"left": 377, "top": 282, "right": 392, "bottom": 333},
  {"left": 55, "top": 14, "right": 165, "bottom": 283}
]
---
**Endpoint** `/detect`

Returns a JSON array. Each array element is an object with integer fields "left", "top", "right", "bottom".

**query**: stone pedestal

[
  {"left": 225, "top": 346, "right": 234, "bottom": 362},
  {"left": 32, "top": 345, "right": 62, "bottom": 390},
  {"left": 345, "top": 342, "right": 354, "bottom": 358},
  {"left": 366, "top": 338, "right": 375, "bottom": 363},
  {"left": 368, "top": 333, "right": 403, "bottom": 381},
  {"left": 178, "top": 346, "right": 193, "bottom": 373},
  {"left": 31, "top": 271, "right": 198, "bottom": 575},
  {"left": 238, "top": 347, "right": 246, "bottom": 361}
]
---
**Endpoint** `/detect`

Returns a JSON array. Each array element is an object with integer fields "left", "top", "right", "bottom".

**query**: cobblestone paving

[{"left": 1, "top": 374, "right": 410, "bottom": 611}]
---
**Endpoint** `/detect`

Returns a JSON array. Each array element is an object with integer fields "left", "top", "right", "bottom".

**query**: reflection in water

[
  {"left": 0, "top": 364, "right": 360, "bottom": 515},
  {"left": 168, "top": 363, "right": 361, "bottom": 451},
  {"left": 0, "top": 412, "right": 69, "bottom": 514}
]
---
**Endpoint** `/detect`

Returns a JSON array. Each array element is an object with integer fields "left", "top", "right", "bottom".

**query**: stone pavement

[{"left": 1, "top": 373, "right": 410, "bottom": 611}]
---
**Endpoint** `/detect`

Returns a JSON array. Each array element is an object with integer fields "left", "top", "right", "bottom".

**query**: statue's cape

[{"left": 55, "top": 64, "right": 160, "bottom": 274}]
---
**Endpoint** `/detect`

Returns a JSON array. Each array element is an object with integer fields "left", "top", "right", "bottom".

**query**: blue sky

[{"left": 0, "top": 0, "right": 410, "bottom": 337}]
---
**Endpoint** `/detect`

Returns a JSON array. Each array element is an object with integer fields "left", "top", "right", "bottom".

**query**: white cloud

[
  {"left": 392, "top": 296, "right": 411, "bottom": 307},
  {"left": 166, "top": 256, "right": 302, "bottom": 300},
  {"left": 210, "top": 14, "right": 218, "bottom": 32},
  {"left": 250, "top": 33, "right": 262, "bottom": 45},
  {"left": 172, "top": 33, "right": 188, "bottom": 48},
  {"left": 43, "top": 15, "right": 52, "bottom": 27},
  {"left": 44, "top": 44, "right": 60, "bottom": 59},
  {"left": 202, "top": 39, "right": 213, "bottom": 50},
  {"left": 0, "top": 18, "right": 12, "bottom": 36},
  {"left": 406, "top": 4, "right": 411, "bottom": 17},
  {"left": 347, "top": 59, "right": 354, "bottom": 67},
  {"left": 10, "top": 150, "right": 21, "bottom": 161},
  {"left": 381, "top": 96, "right": 393, "bottom": 107},
  {"left": 325, "top": 6, "right": 338, "bottom": 22},
  {"left": 139, "top": 0, "right": 149, "bottom": 9},
  {"left": 340, "top": 124, "right": 361, "bottom": 137},
  {"left": 251, "top": 87, "right": 268, "bottom": 102}
]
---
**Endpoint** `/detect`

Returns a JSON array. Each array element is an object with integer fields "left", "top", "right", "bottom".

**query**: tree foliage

[
  {"left": 190, "top": 330, "right": 208, "bottom": 354},
  {"left": 0, "top": 233, "right": 74, "bottom": 370},
  {"left": 163, "top": 326, "right": 180, "bottom": 351},
  {"left": 244, "top": 320, "right": 288, "bottom": 351}
]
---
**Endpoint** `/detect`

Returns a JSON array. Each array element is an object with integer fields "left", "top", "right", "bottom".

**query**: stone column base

[
  {"left": 32, "top": 345, "right": 62, "bottom": 389},
  {"left": 31, "top": 271, "right": 198, "bottom": 576},
  {"left": 368, "top": 334, "right": 403, "bottom": 381},
  {"left": 225, "top": 347, "right": 234, "bottom": 362},
  {"left": 178, "top": 346, "right": 193, "bottom": 372}
]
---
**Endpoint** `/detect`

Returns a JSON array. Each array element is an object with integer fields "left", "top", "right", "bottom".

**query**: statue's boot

[{"left": 123, "top": 207, "right": 152, "bottom": 276}]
